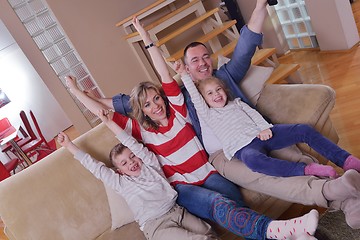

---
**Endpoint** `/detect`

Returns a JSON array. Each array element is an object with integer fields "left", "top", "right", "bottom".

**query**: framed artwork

[{"left": 0, "top": 89, "right": 11, "bottom": 108}]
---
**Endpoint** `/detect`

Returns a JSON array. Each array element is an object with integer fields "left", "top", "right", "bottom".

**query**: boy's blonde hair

[
  {"left": 129, "top": 81, "right": 169, "bottom": 130},
  {"left": 109, "top": 143, "right": 128, "bottom": 167}
]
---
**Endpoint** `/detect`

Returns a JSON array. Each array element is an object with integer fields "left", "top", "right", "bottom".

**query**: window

[
  {"left": 274, "top": 0, "right": 318, "bottom": 49},
  {"left": 7, "top": 0, "right": 102, "bottom": 127}
]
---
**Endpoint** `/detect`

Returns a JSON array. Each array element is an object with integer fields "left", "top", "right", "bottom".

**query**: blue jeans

[
  {"left": 235, "top": 124, "right": 350, "bottom": 177},
  {"left": 175, "top": 173, "right": 271, "bottom": 240}
]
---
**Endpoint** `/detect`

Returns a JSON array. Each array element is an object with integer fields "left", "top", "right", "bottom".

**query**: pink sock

[
  {"left": 266, "top": 209, "right": 319, "bottom": 240},
  {"left": 343, "top": 155, "right": 360, "bottom": 172},
  {"left": 304, "top": 163, "right": 337, "bottom": 178}
]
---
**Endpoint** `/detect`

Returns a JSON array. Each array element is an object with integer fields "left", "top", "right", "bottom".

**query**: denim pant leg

[
  {"left": 236, "top": 124, "right": 351, "bottom": 176},
  {"left": 276, "top": 124, "right": 350, "bottom": 167},
  {"left": 202, "top": 173, "right": 245, "bottom": 206},
  {"left": 266, "top": 124, "right": 350, "bottom": 167},
  {"left": 175, "top": 183, "right": 271, "bottom": 240},
  {"left": 235, "top": 136, "right": 307, "bottom": 177}
]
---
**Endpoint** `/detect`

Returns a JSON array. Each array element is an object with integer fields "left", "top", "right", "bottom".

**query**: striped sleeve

[
  {"left": 112, "top": 112, "right": 142, "bottom": 141},
  {"left": 162, "top": 80, "right": 187, "bottom": 117}
]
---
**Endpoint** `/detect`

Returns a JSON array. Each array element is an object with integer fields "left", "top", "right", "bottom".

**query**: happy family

[{"left": 58, "top": 0, "right": 360, "bottom": 239}]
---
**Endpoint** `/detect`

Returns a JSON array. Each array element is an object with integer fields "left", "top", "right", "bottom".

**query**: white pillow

[
  {"left": 104, "top": 184, "right": 135, "bottom": 230},
  {"left": 217, "top": 55, "right": 273, "bottom": 106}
]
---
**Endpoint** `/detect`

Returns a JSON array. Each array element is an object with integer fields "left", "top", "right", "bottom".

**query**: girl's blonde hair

[{"left": 130, "top": 81, "right": 169, "bottom": 130}]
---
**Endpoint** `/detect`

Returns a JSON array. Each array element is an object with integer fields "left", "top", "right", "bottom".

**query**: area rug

[{"left": 315, "top": 210, "right": 360, "bottom": 240}]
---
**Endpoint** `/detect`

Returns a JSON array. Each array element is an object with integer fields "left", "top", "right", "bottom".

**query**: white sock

[{"left": 266, "top": 209, "right": 319, "bottom": 240}]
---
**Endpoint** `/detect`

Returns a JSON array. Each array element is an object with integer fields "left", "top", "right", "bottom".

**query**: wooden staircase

[{"left": 116, "top": 0, "right": 302, "bottom": 84}]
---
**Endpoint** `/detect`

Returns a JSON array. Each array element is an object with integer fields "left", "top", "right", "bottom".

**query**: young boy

[{"left": 57, "top": 110, "right": 217, "bottom": 240}]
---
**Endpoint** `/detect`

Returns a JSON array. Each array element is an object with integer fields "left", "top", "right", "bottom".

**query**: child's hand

[
  {"left": 173, "top": 60, "right": 187, "bottom": 77},
  {"left": 57, "top": 131, "right": 79, "bottom": 154},
  {"left": 257, "top": 128, "right": 273, "bottom": 141},
  {"left": 57, "top": 131, "right": 71, "bottom": 147}
]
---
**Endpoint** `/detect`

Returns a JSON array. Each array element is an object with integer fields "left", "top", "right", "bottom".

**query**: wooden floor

[{"left": 1, "top": 1, "right": 360, "bottom": 240}]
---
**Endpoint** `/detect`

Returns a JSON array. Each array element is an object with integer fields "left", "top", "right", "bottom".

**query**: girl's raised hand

[{"left": 173, "top": 60, "right": 187, "bottom": 77}]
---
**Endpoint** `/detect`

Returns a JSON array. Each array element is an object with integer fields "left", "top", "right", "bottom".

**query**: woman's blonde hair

[{"left": 130, "top": 81, "right": 169, "bottom": 130}]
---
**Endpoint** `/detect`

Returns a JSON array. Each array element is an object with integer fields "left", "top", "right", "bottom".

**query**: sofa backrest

[{"left": 0, "top": 123, "right": 119, "bottom": 240}]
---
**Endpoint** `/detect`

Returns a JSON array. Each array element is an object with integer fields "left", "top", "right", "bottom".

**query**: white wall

[{"left": 0, "top": 20, "right": 72, "bottom": 162}]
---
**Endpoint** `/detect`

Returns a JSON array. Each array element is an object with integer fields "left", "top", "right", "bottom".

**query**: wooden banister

[
  {"left": 156, "top": 8, "right": 220, "bottom": 47},
  {"left": 124, "top": 0, "right": 202, "bottom": 40},
  {"left": 266, "top": 64, "right": 300, "bottom": 84},
  {"left": 166, "top": 20, "right": 237, "bottom": 62},
  {"left": 115, "top": 0, "right": 172, "bottom": 27}
]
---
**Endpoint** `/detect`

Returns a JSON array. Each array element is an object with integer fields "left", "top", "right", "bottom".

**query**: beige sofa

[{"left": 0, "top": 66, "right": 338, "bottom": 240}]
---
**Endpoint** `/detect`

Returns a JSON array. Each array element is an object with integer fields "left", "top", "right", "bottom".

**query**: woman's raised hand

[
  {"left": 97, "top": 109, "right": 114, "bottom": 124},
  {"left": 65, "top": 75, "right": 79, "bottom": 94},
  {"left": 132, "top": 16, "right": 149, "bottom": 41}
]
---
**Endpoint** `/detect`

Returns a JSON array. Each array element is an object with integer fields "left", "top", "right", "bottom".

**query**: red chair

[
  {"left": 0, "top": 158, "right": 21, "bottom": 181},
  {"left": 19, "top": 111, "right": 55, "bottom": 160},
  {"left": 1, "top": 117, "right": 32, "bottom": 158},
  {"left": 4, "top": 158, "right": 20, "bottom": 174},
  {"left": 0, "top": 161, "right": 10, "bottom": 181},
  {"left": 0, "top": 118, "right": 11, "bottom": 131}
]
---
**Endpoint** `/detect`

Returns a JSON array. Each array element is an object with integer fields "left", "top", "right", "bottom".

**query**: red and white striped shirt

[{"left": 112, "top": 80, "right": 216, "bottom": 186}]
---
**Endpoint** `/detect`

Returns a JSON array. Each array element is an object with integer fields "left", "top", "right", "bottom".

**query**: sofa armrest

[{"left": 256, "top": 84, "right": 335, "bottom": 129}]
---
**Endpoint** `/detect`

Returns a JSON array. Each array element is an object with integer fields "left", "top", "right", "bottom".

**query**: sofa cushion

[
  {"left": 0, "top": 148, "right": 111, "bottom": 240},
  {"left": 217, "top": 55, "right": 274, "bottom": 106},
  {"left": 104, "top": 185, "right": 135, "bottom": 230},
  {"left": 239, "top": 65, "right": 274, "bottom": 106}
]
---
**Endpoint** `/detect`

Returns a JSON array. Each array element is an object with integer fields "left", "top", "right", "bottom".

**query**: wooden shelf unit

[{"left": 116, "top": 0, "right": 301, "bottom": 84}]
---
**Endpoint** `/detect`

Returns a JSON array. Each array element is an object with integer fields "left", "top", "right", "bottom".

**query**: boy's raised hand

[
  {"left": 57, "top": 131, "right": 71, "bottom": 147},
  {"left": 57, "top": 131, "right": 80, "bottom": 155}
]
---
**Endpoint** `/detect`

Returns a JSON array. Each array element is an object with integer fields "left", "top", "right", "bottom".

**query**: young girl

[
  {"left": 176, "top": 68, "right": 360, "bottom": 178},
  {"left": 57, "top": 112, "right": 217, "bottom": 240}
]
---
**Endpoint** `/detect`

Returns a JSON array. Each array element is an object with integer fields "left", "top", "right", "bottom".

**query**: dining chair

[
  {"left": 3, "top": 158, "right": 21, "bottom": 174},
  {"left": 19, "top": 110, "right": 55, "bottom": 160},
  {"left": 1, "top": 117, "right": 32, "bottom": 159},
  {"left": 0, "top": 161, "right": 10, "bottom": 181},
  {"left": 0, "top": 158, "right": 20, "bottom": 181},
  {"left": 0, "top": 118, "right": 11, "bottom": 131}
]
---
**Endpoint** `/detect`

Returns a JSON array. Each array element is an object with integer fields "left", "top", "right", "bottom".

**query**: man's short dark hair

[{"left": 183, "top": 42, "right": 208, "bottom": 64}]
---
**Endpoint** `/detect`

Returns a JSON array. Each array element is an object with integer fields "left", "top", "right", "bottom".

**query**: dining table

[{"left": 0, "top": 125, "right": 33, "bottom": 167}]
